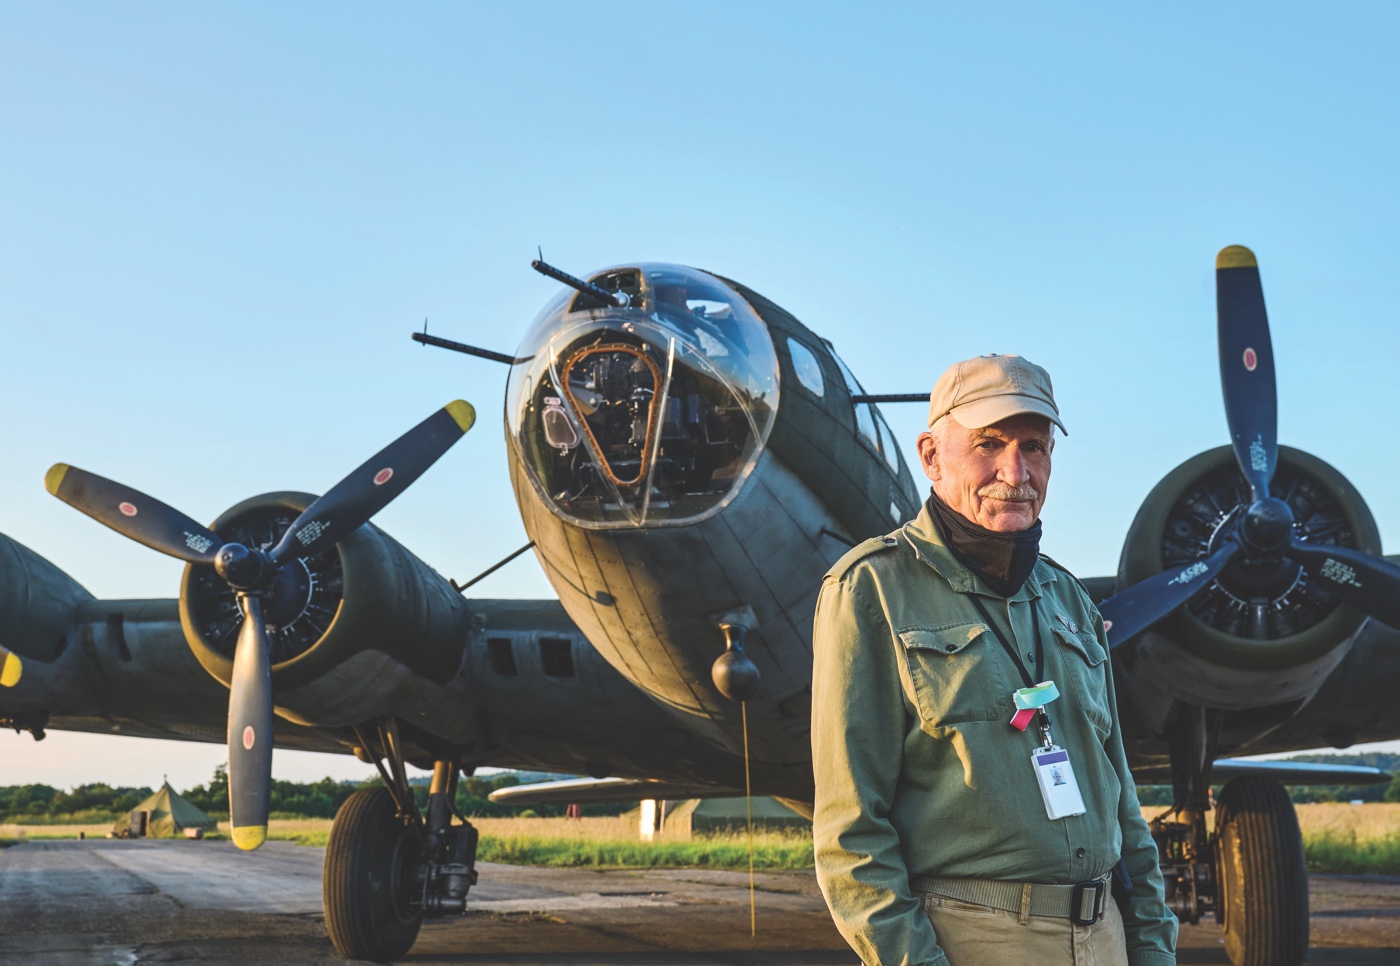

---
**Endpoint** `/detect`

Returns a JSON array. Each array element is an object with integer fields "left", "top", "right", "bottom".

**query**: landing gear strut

[
  {"left": 323, "top": 717, "right": 479, "bottom": 960},
  {"left": 1151, "top": 706, "right": 1217, "bottom": 928},
  {"left": 1148, "top": 706, "right": 1309, "bottom": 966}
]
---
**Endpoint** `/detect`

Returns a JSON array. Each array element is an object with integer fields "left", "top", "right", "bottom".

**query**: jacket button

[
  {"left": 1026, "top": 652, "right": 1034, "bottom": 663},
  {"left": 1076, "top": 847, "right": 1086, "bottom": 858},
  {"left": 945, "top": 645, "right": 957, "bottom": 652}
]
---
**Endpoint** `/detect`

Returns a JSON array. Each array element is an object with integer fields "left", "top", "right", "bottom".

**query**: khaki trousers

[{"left": 922, "top": 893, "right": 1129, "bottom": 966}]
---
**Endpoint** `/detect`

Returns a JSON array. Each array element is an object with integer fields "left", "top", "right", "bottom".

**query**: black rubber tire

[
  {"left": 1213, "top": 776, "right": 1309, "bottom": 966},
  {"left": 322, "top": 787, "right": 423, "bottom": 961}
]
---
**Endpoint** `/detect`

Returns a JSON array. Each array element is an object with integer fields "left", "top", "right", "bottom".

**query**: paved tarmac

[{"left": 1, "top": 839, "right": 1397, "bottom": 964}]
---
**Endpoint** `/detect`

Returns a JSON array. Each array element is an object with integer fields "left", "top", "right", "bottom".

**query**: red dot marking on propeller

[
  {"left": 242, "top": 726, "right": 255, "bottom": 750},
  {"left": 118, "top": 502, "right": 138, "bottom": 517},
  {"left": 1243, "top": 348, "right": 1258, "bottom": 372},
  {"left": 373, "top": 468, "right": 394, "bottom": 486}
]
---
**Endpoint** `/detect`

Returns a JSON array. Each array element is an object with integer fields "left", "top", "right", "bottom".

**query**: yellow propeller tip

[
  {"left": 231, "top": 825, "right": 267, "bottom": 850},
  {"left": 445, "top": 400, "right": 477, "bottom": 433},
  {"left": 44, "top": 464, "right": 69, "bottom": 496},
  {"left": 1216, "top": 245, "right": 1257, "bottom": 270},
  {"left": 0, "top": 651, "right": 22, "bottom": 688}
]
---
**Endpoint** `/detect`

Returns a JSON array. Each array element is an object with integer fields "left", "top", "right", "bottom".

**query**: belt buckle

[{"left": 1070, "top": 878, "right": 1106, "bottom": 926}]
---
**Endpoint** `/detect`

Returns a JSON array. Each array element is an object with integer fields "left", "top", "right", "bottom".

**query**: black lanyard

[{"left": 969, "top": 595, "right": 1044, "bottom": 690}]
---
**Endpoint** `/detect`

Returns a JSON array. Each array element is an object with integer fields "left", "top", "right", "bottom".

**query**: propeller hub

[
  {"left": 1239, "top": 497, "right": 1295, "bottom": 554},
  {"left": 1216, "top": 554, "right": 1303, "bottom": 603},
  {"left": 214, "top": 543, "right": 267, "bottom": 589},
  {"left": 263, "top": 558, "right": 315, "bottom": 627}
]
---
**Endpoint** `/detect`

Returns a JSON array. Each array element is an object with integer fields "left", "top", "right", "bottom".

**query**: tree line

[
  {"left": 16, "top": 752, "right": 1397, "bottom": 821},
  {"left": 0, "top": 766, "right": 628, "bottom": 821}
]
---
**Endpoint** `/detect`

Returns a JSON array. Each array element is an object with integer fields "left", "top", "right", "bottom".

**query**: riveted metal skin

[
  {"left": 509, "top": 273, "right": 920, "bottom": 800},
  {"left": 0, "top": 533, "right": 93, "bottom": 663},
  {"left": 719, "top": 277, "right": 921, "bottom": 543}
]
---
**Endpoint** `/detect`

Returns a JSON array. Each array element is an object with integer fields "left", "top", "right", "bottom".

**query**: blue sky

[{"left": 2, "top": 4, "right": 1399, "bottom": 789}]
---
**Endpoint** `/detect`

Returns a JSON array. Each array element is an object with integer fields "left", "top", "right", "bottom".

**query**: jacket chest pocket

[
  {"left": 1052, "top": 625, "right": 1113, "bottom": 740},
  {"left": 898, "top": 623, "right": 1012, "bottom": 728}
]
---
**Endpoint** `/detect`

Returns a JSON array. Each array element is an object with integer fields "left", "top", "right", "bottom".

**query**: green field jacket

[{"left": 811, "top": 505, "right": 1177, "bottom": 966}]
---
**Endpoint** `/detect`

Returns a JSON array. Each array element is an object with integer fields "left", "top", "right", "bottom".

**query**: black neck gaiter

[{"left": 925, "top": 490, "right": 1042, "bottom": 598}]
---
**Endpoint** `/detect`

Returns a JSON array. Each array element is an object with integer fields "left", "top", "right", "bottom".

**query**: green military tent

[
  {"left": 112, "top": 781, "right": 217, "bottom": 839},
  {"left": 622, "top": 796, "right": 809, "bottom": 840}
]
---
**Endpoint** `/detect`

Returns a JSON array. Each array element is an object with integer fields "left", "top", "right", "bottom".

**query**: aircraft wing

[
  {"left": 1132, "top": 758, "right": 1391, "bottom": 786},
  {"left": 487, "top": 776, "right": 741, "bottom": 806},
  {"left": 0, "top": 528, "right": 743, "bottom": 787}
]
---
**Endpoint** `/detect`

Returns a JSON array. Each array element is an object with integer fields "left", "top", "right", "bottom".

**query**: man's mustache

[{"left": 979, "top": 482, "right": 1040, "bottom": 502}]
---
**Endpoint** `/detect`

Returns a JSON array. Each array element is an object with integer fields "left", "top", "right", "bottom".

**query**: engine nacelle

[
  {"left": 0, "top": 533, "right": 99, "bottom": 728},
  {"left": 179, "top": 492, "right": 472, "bottom": 729},
  {"left": 0, "top": 532, "right": 93, "bottom": 663},
  {"left": 1117, "top": 446, "right": 1381, "bottom": 721}
]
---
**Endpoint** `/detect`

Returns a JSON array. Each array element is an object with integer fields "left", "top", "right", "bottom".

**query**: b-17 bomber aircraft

[{"left": 3, "top": 248, "right": 1400, "bottom": 966}]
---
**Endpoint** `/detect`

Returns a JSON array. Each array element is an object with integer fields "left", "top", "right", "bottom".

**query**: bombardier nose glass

[{"left": 508, "top": 266, "right": 779, "bottom": 529}]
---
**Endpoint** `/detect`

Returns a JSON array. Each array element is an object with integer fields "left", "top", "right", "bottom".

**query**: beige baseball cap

[{"left": 927, "top": 354, "right": 1067, "bottom": 435}]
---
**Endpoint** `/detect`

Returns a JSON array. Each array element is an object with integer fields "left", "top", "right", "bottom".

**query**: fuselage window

[
  {"left": 875, "top": 409, "right": 908, "bottom": 476},
  {"left": 107, "top": 613, "right": 132, "bottom": 662},
  {"left": 831, "top": 350, "right": 881, "bottom": 453},
  {"left": 539, "top": 637, "right": 576, "bottom": 678},
  {"left": 786, "top": 338, "right": 825, "bottom": 397},
  {"left": 487, "top": 637, "right": 518, "bottom": 676}
]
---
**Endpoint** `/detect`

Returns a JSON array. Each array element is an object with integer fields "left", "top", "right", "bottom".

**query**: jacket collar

[{"left": 900, "top": 502, "right": 1045, "bottom": 603}]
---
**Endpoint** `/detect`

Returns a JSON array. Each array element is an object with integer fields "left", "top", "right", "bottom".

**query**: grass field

[
  {"left": 0, "top": 822, "right": 115, "bottom": 841},
  {"left": 233, "top": 816, "right": 814, "bottom": 869},
  {"left": 1289, "top": 802, "right": 1400, "bottom": 875},
  {"left": 254, "top": 806, "right": 1400, "bottom": 874},
  {"left": 471, "top": 817, "right": 814, "bottom": 869},
  {"left": 6, "top": 806, "right": 1398, "bottom": 874}
]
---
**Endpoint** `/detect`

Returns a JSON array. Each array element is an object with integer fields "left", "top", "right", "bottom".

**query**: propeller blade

[
  {"left": 269, "top": 400, "right": 476, "bottom": 564},
  {"left": 1285, "top": 541, "right": 1400, "bottom": 629},
  {"left": 227, "top": 595, "right": 274, "bottom": 851},
  {"left": 45, "top": 464, "right": 221, "bottom": 565},
  {"left": 1100, "top": 541, "right": 1240, "bottom": 649},
  {"left": 0, "top": 645, "right": 22, "bottom": 687},
  {"left": 1216, "top": 245, "right": 1278, "bottom": 502}
]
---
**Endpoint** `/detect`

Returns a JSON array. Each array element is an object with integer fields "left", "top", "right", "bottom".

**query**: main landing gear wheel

[
  {"left": 323, "top": 787, "right": 424, "bottom": 961},
  {"left": 1214, "top": 776, "right": 1309, "bottom": 966}
]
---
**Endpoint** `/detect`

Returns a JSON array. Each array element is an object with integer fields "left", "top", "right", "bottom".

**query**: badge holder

[
  {"left": 1032, "top": 743, "right": 1087, "bottom": 821},
  {"left": 1010, "top": 681, "right": 1086, "bottom": 821}
]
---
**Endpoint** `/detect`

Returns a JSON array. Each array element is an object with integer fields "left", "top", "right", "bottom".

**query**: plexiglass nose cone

[{"left": 508, "top": 265, "right": 779, "bottom": 529}]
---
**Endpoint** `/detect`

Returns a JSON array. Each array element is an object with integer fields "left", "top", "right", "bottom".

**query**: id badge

[{"left": 1032, "top": 745, "right": 1087, "bottom": 821}]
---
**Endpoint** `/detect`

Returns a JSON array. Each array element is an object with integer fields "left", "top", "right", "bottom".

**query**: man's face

[{"left": 916, "top": 413, "right": 1053, "bottom": 532}]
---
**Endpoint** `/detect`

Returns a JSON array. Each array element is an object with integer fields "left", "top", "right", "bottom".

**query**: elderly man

[{"left": 811, "top": 355, "right": 1176, "bottom": 966}]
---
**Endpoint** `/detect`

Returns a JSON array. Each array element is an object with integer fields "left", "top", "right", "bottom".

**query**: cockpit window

[{"left": 508, "top": 265, "right": 780, "bottom": 529}]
